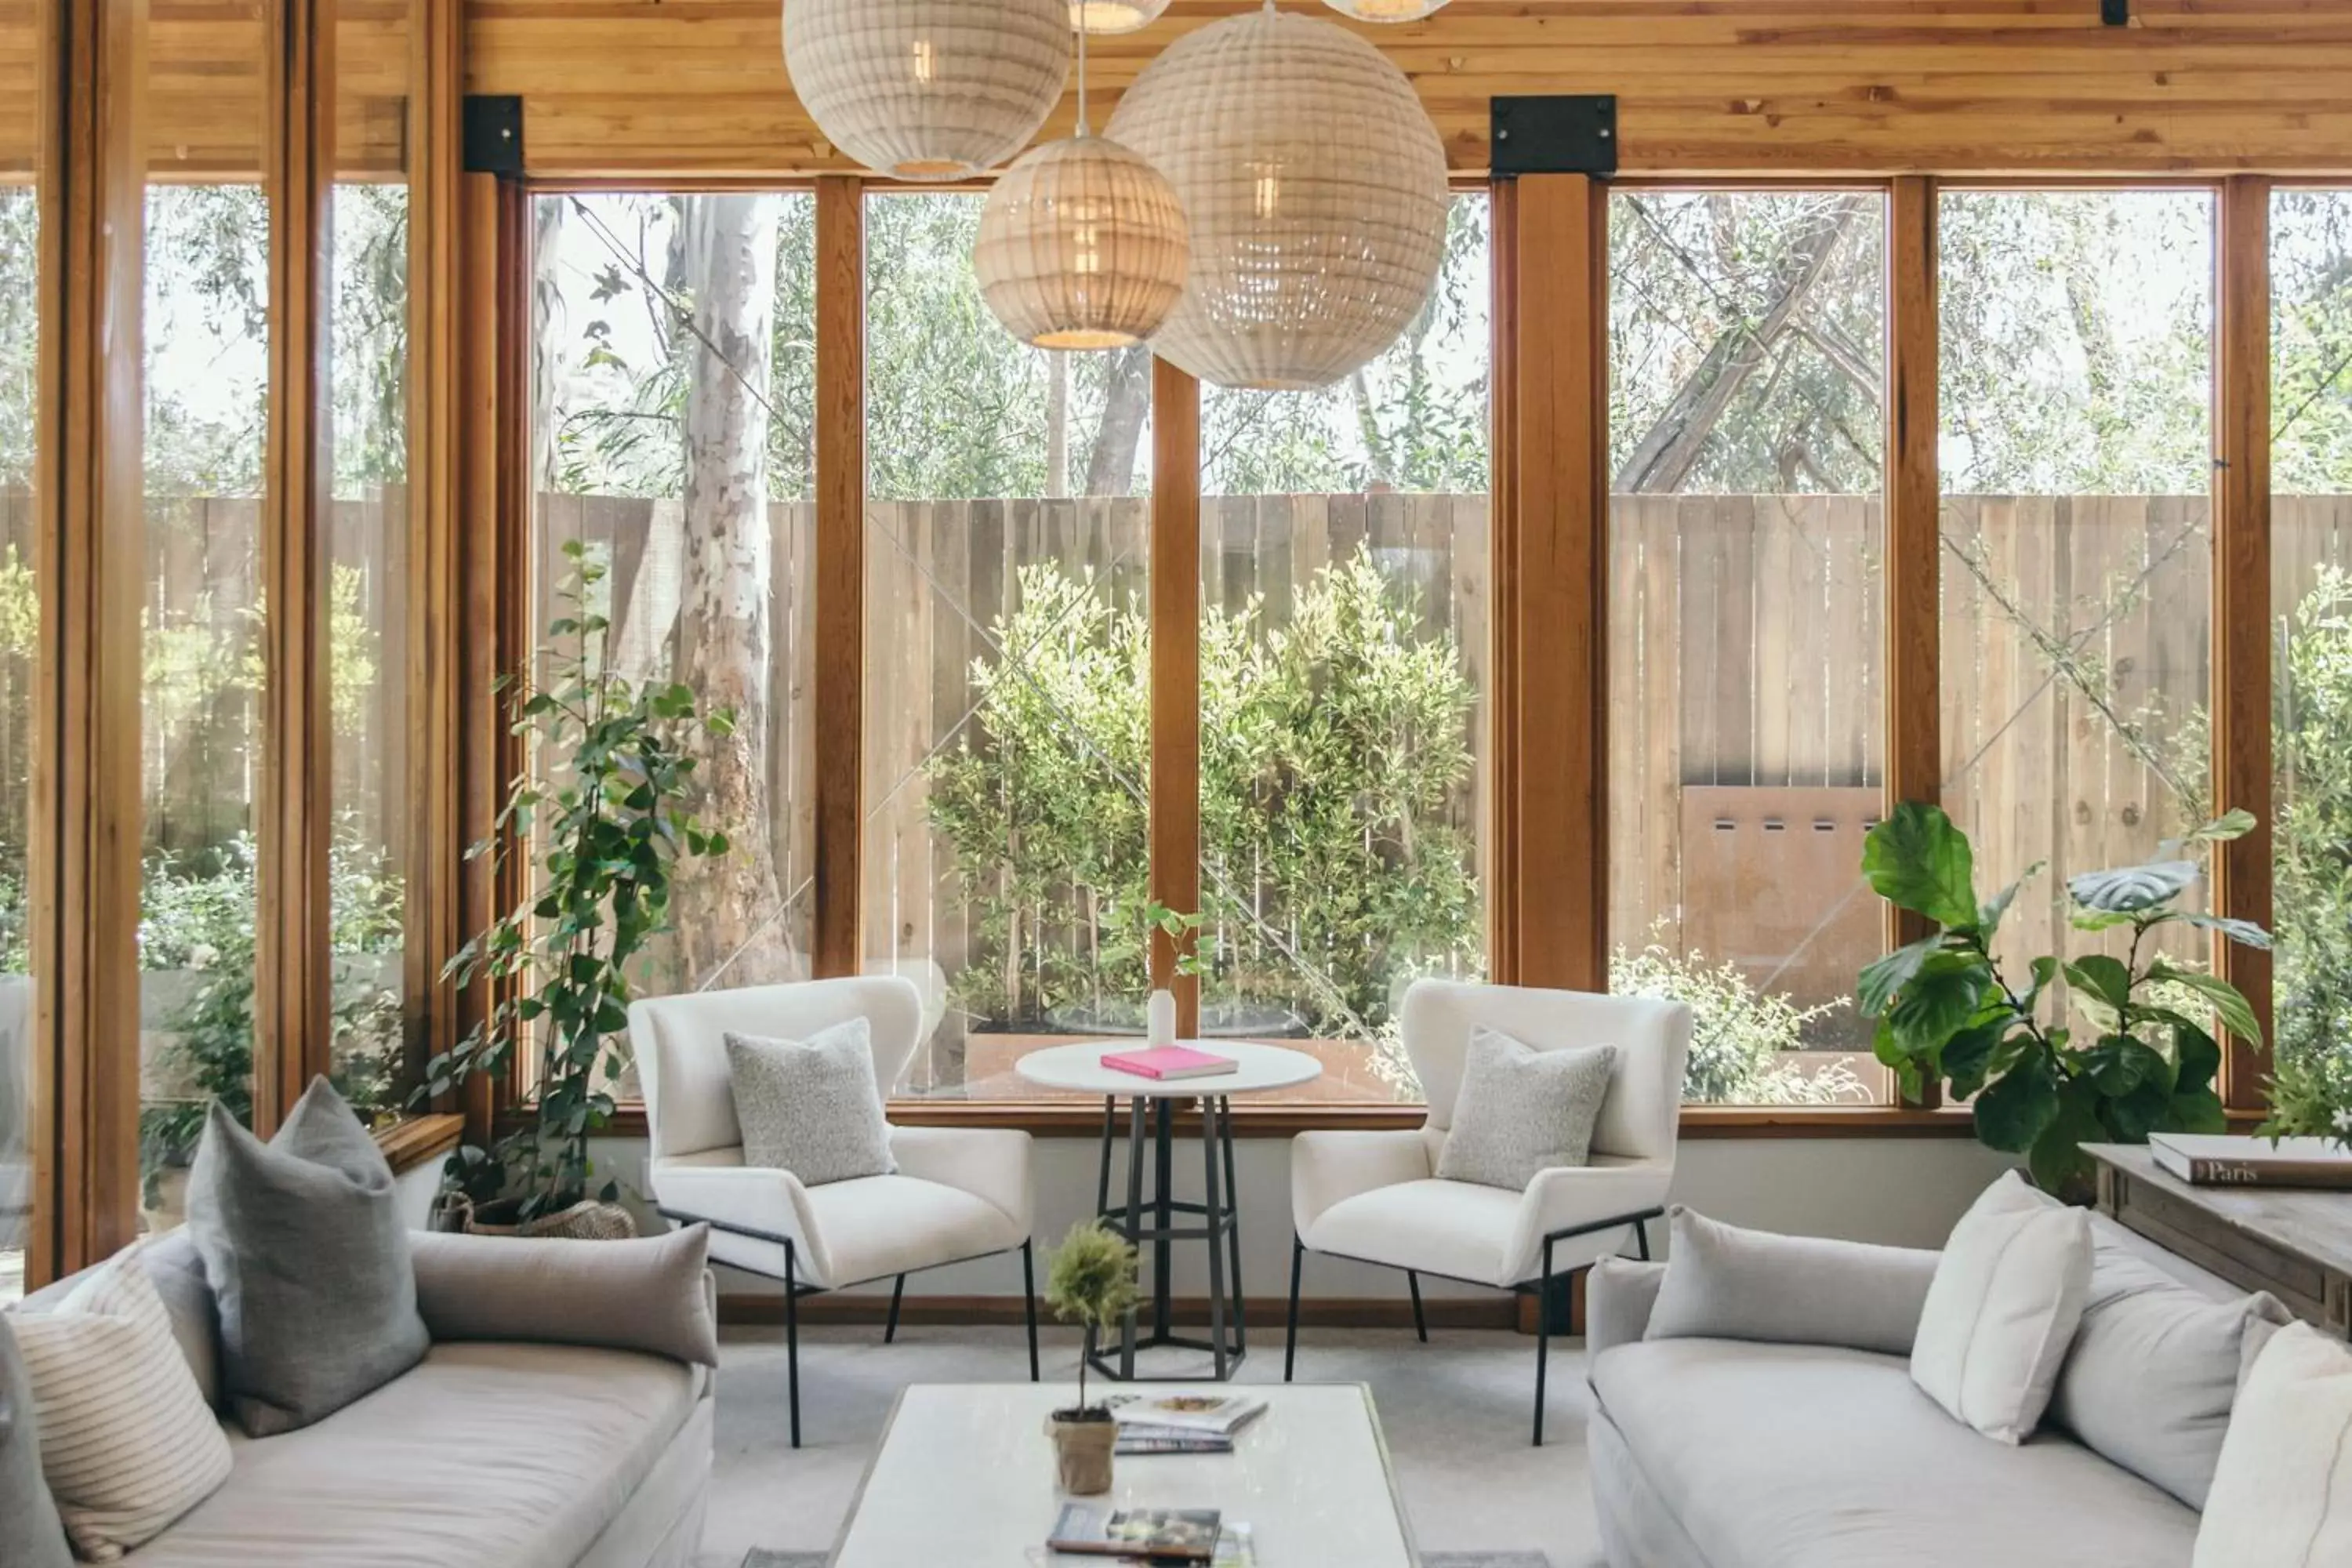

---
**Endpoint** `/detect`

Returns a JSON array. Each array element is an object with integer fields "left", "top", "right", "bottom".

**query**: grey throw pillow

[
  {"left": 412, "top": 1224, "right": 720, "bottom": 1367},
  {"left": 1434, "top": 1026, "right": 1615, "bottom": 1191},
  {"left": 0, "top": 1312, "right": 71, "bottom": 1568},
  {"left": 727, "top": 1018, "right": 898, "bottom": 1186},
  {"left": 1644, "top": 1205, "right": 1940, "bottom": 1356},
  {"left": 2049, "top": 1234, "right": 2293, "bottom": 1509},
  {"left": 188, "top": 1076, "right": 430, "bottom": 1436}
]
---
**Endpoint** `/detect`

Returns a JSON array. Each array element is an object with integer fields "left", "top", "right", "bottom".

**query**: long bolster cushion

[
  {"left": 409, "top": 1225, "right": 719, "bottom": 1368},
  {"left": 1644, "top": 1206, "right": 1941, "bottom": 1357}
]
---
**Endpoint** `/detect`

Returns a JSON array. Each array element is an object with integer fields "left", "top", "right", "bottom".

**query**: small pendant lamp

[
  {"left": 974, "top": 25, "right": 1189, "bottom": 350},
  {"left": 1320, "top": 0, "right": 1451, "bottom": 20},
  {"left": 1071, "top": 0, "right": 1170, "bottom": 34}
]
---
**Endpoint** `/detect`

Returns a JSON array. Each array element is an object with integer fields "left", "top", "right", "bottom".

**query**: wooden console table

[{"left": 2086, "top": 1143, "right": 2352, "bottom": 1338}]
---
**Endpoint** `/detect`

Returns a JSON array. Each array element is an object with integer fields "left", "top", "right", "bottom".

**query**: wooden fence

[
  {"left": 0, "top": 487, "right": 405, "bottom": 877},
  {"left": 23, "top": 487, "right": 2352, "bottom": 1044}
]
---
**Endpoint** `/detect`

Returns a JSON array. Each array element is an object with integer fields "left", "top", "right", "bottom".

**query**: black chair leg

[
  {"left": 1533, "top": 1236, "right": 1555, "bottom": 1447},
  {"left": 1284, "top": 1234, "right": 1305, "bottom": 1381},
  {"left": 1022, "top": 1240, "right": 1040, "bottom": 1382},
  {"left": 1636, "top": 1218, "right": 1653, "bottom": 1261},
  {"left": 1407, "top": 1270, "right": 1428, "bottom": 1343},
  {"left": 785, "top": 1242, "right": 803, "bottom": 1450},
  {"left": 884, "top": 1275, "right": 906, "bottom": 1345}
]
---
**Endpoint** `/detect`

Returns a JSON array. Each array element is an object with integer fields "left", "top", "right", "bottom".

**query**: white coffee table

[
  {"left": 1016, "top": 1041, "right": 1323, "bottom": 1381},
  {"left": 828, "top": 1382, "right": 1417, "bottom": 1568}
]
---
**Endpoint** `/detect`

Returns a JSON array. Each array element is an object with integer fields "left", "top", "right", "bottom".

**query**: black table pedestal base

[{"left": 1085, "top": 1093, "right": 1247, "bottom": 1382}]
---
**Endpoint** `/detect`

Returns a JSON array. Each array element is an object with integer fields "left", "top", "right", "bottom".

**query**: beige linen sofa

[{"left": 16, "top": 1229, "right": 714, "bottom": 1568}]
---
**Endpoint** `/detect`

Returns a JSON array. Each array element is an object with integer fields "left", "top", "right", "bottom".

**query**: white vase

[{"left": 1147, "top": 989, "right": 1177, "bottom": 1047}]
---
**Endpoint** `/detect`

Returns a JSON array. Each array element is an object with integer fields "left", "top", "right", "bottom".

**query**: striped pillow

[{"left": 11, "top": 1245, "right": 232, "bottom": 1560}]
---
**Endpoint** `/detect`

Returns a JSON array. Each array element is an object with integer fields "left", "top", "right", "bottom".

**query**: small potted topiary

[{"left": 1044, "top": 1219, "right": 1141, "bottom": 1494}]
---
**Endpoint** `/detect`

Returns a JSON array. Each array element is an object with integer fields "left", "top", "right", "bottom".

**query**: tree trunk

[
  {"left": 1083, "top": 346, "right": 1152, "bottom": 496},
  {"left": 1614, "top": 196, "right": 1863, "bottom": 494},
  {"left": 1046, "top": 351, "right": 1070, "bottom": 499},
  {"left": 531, "top": 197, "right": 568, "bottom": 492},
  {"left": 671, "top": 193, "right": 797, "bottom": 987}
]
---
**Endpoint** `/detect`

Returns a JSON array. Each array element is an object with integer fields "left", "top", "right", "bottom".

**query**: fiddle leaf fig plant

[{"left": 1858, "top": 803, "right": 2267, "bottom": 1197}]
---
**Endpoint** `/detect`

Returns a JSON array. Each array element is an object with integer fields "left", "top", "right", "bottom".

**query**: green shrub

[
  {"left": 924, "top": 552, "right": 1479, "bottom": 1072},
  {"left": 1610, "top": 937, "right": 1864, "bottom": 1105},
  {"left": 2275, "top": 566, "right": 2352, "bottom": 1077}
]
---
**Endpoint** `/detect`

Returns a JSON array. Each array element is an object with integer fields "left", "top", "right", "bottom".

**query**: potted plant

[
  {"left": 1043, "top": 1220, "right": 1141, "bottom": 1494},
  {"left": 417, "top": 539, "right": 732, "bottom": 1238},
  {"left": 1858, "top": 802, "right": 2268, "bottom": 1200}
]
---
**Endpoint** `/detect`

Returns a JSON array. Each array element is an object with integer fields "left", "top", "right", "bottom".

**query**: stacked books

[
  {"left": 1107, "top": 1392, "right": 1266, "bottom": 1455},
  {"left": 2149, "top": 1133, "right": 2352, "bottom": 1189},
  {"left": 1101, "top": 1044, "right": 1239, "bottom": 1081},
  {"left": 1047, "top": 1505, "right": 1224, "bottom": 1562}
]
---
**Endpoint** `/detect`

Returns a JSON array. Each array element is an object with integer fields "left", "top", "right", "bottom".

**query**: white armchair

[
  {"left": 629, "top": 976, "right": 1037, "bottom": 1446},
  {"left": 1286, "top": 980, "right": 1693, "bottom": 1444}
]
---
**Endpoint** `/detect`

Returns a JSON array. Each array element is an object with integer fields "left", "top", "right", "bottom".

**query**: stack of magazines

[{"left": 1107, "top": 1393, "right": 1267, "bottom": 1456}]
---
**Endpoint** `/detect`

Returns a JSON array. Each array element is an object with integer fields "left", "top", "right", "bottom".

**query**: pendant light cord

[{"left": 1076, "top": 24, "right": 1091, "bottom": 137}]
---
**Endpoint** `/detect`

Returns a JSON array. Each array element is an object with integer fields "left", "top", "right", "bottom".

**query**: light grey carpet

[
  {"left": 702, "top": 1325, "right": 1603, "bottom": 1568},
  {"left": 746, "top": 1556, "right": 1548, "bottom": 1567}
]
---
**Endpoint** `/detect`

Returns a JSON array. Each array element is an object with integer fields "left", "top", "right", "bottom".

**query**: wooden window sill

[
  {"left": 585, "top": 1102, "right": 1981, "bottom": 1140},
  {"left": 373, "top": 1113, "right": 464, "bottom": 1174}
]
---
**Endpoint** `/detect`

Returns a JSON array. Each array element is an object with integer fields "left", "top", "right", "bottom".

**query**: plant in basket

[
  {"left": 416, "top": 539, "right": 732, "bottom": 1238},
  {"left": 1043, "top": 1220, "right": 1141, "bottom": 1494}
]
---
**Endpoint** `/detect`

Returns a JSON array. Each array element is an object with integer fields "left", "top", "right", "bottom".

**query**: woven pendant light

[
  {"left": 975, "top": 25, "right": 1188, "bottom": 350},
  {"left": 784, "top": 0, "right": 1072, "bottom": 180},
  {"left": 975, "top": 137, "right": 1189, "bottom": 350},
  {"left": 1320, "top": 0, "right": 1450, "bottom": 20},
  {"left": 1072, "top": 0, "right": 1169, "bottom": 33},
  {"left": 1105, "top": 0, "right": 1448, "bottom": 390}
]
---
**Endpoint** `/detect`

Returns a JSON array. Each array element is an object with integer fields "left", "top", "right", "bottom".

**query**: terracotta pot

[{"left": 1049, "top": 1414, "right": 1116, "bottom": 1494}]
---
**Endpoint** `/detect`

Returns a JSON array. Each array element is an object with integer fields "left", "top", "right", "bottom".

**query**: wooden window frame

[{"left": 34, "top": 13, "right": 2344, "bottom": 1282}]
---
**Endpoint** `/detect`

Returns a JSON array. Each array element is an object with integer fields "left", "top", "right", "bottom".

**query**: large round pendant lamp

[
  {"left": 783, "top": 0, "right": 1072, "bottom": 180},
  {"left": 1072, "top": 0, "right": 1170, "bottom": 33},
  {"left": 1105, "top": 1, "right": 1448, "bottom": 390},
  {"left": 1321, "top": 0, "right": 1450, "bottom": 19}
]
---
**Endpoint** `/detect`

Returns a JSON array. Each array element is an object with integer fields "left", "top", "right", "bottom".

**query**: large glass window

[
  {"left": 1938, "top": 191, "right": 2215, "bottom": 985},
  {"left": 1606, "top": 189, "right": 1890, "bottom": 1105},
  {"left": 865, "top": 191, "right": 1152, "bottom": 1098},
  {"left": 1193, "top": 193, "right": 1490, "bottom": 1105},
  {"left": 2270, "top": 189, "right": 2352, "bottom": 1080},
  {"left": 326, "top": 2, "right": 412, "bottom": 1120},
  {"left": 0, "top": 0, "right": 39, "bottom": 1299},
  {"left": 139, "top": 1, "right": 270, "bottom": 1230},
  {"left": 530, "top": 190, "right": 821, "bottom": 1098}
]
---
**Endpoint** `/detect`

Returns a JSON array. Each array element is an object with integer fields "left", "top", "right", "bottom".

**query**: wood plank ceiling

[{"left": 20, "top": 1, "right": 2352, "bottom": 184}]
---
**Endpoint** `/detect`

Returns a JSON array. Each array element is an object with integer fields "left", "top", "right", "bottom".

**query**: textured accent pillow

[
  {"left": 1645, "top": 1205, "right": 1940, "bottom": 1356},
  {"left": 1434, "top": 1026, "right": 1616, "bottom": 1191},
  {"left": 727, "top": 1018, "right": 898, "bottom": 1186},
  {"left": 2049, "top": 1230, "right": 2293, "bottom": 1509},
  {"left": 0, "top": 1311, "right": 71, "bottom": 1568},
  {"left": 11, "top": 1247, "right": 232, "bottom": 1561},
  {"left": 2194, "top": 1322, "right": 2352, "bottom": 1568},
  {"left": 189, "top": 1076, "right": 430, "bottom": 1436},
  {"left": 412, "top": 1223, "right": 720, "bottom": 1367},
  {"left": 1909, "top": 1170, "right": 2093, "bottom": 1443}
]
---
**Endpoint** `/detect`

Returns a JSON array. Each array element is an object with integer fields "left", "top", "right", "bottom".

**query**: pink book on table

[{"left": 1100, "top": 1044, "right": 1239, "bottom": 1081}]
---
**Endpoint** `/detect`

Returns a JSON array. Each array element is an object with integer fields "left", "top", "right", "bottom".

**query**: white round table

[{"left": 1015, "top": 1040, "right": 1324, "bottom": 1382}]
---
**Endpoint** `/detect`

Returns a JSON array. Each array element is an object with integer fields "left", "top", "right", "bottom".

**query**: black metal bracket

[
  {"left": 1490, "top": 95, "right": 1617, "bottom": 178},
  {"left": 463, "top": 95, "right": 525, "bottom": 176},
  {"left": 2101, "top": 0, "right": 2129, "bottom": 25}
]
